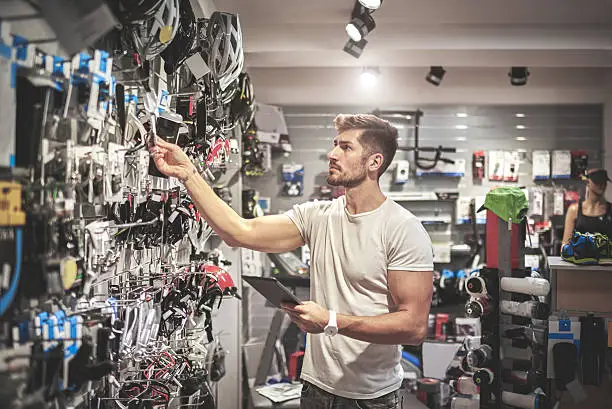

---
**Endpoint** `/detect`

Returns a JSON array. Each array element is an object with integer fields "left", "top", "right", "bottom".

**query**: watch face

[{"left": 324, "top": 326, "right": 338, "bottom": 336}]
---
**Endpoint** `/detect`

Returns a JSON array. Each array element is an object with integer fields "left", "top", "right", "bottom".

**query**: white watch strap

[{"left": 328, "top": 310, "right": 337, "bottom": 327}]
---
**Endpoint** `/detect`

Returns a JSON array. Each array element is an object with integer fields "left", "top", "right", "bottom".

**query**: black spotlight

[
  {"left": 425, "top": 66, "right": 446, "bottom": 86},
  {"left": 343, "top": 38, "right": 368, "bottom": 59},
  {"left": 345, "top": 4, "right": 376, "bottom": 42},
  {"left": 509, "top": 67, "right": 529, "bottom": 86}
]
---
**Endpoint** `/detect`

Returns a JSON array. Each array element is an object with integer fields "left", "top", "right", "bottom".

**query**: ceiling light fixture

[
  {"left": 343, "top": 38, "right": 368, "bottom": 58},
  {"left": 358, "top": 0, "right": 383, "bottom": 10},
  {"left": 516, "top": 136, "right": 527, "bottom": 141},
  {"left": 426, "top": 66, "right": 446, "bottom": 86},
  {"left": 455, "top": 125, "right": 468, "bottom": 130},
  {"left": 360, "top": 67, "right": 380, "bottom": 87},
  {"left": 515, "top": 113, "right": 525, "bottom": 118},
  {"left": 346, "top": 2, "right": 376, "bottom": 42},
  {"left": 509, "top": 67, "right": 529, "bottom": 86},
  {"left": 516, "top": 125, "right": 526, "bottom": 130},
  {"left": 345, "top": 4, "right": 376, "bottom": 42},
  {"left": 456, "top": 113, "right": 468, "bottom": 118}
]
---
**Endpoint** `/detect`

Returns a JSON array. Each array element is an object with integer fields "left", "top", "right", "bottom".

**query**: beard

[{"left": 327, "top": 164, "right": 367, "bottom": 188}]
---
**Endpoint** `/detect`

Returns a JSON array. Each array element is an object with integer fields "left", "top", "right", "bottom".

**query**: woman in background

[{"left": 562, "top": 168, "right": 612, "bottom": 249}]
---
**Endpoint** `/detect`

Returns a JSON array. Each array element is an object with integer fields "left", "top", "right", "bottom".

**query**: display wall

[{"left": 247, "top": 104, "right": 602, "bottom": 214}]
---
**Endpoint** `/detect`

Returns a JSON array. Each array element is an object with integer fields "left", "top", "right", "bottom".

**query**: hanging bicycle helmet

[
  {"left": 221, "top": 77, "right": 240, "bottom": 106},
  {"left": 130, "top": 0, "right": 181, "bottom": 60},
  {"left": 230, "top": 72, "right": 256, "bottom": 130},
  {"left": 160, "top": 0, "right": 199, "bottom": 75},
  {"left": 111, "top": 0, "right": 164, "bottom": 23},
  {"left": 201, "top": 12, "right": 244, "bottom": 92}
]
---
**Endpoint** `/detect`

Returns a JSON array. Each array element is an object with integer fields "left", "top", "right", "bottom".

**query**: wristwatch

[{"left": 324, "top": 310, "right": 338, "bottom": 336}]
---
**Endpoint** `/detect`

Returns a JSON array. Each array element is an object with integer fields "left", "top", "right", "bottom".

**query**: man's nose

[{"left": 328, "top": 147, "right": 338, "bottom": 160}]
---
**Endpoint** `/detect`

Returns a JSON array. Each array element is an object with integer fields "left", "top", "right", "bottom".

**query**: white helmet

[{"left": 204, "top": 12, "right": 244, "bottom": 91}]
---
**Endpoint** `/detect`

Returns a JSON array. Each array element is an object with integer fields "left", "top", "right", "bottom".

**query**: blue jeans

[{"left": 300, "top": 381, "right": 400, "bottom": 409}]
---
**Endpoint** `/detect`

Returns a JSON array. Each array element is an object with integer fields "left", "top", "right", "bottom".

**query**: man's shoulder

[
  {"left": 292, "top": 198, "right": 342, "bottom": 217},
  {"left": 383, "top": 199, "right": 419, "bottom": 223},
  {"left": 299, "top": 197, "right": 342, "bottom": 211}
]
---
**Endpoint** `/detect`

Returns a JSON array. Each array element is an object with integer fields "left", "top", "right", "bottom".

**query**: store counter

[{"left": 547, "top": 257, "right": 612, "bottom": 316}]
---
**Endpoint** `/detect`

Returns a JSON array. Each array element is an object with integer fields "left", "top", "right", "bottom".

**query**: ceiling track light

[
  {"left": 358, "top": 0, "right": 383, "bottom": 10},
  {"left": 345, "top": 2, "right": 376, "bottom": 42},
  {"left": 343, "top": 38, "right": 368, "bottom": 59},
  {"left": 425, "top": 66, "right": 446, "bottom": 86},
  {"left": 509, "top": 67, "right": 529, "bottom": 86}
]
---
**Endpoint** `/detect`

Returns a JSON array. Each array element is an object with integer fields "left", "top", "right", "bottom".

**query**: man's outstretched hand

[
  {"left": 281, "top": 301, "right": 329, "bottom": 334},
  {"left": 150, "top": 138, "right": 194, "bottom": 181}
]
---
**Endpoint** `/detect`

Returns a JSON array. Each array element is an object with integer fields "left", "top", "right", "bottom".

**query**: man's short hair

[{"left": 334, "top": 114, "right": 399, "bottom": 177}]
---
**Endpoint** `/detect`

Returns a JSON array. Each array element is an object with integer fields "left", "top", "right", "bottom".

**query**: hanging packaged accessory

[
  {"left": 571, "top": 151, "right": 589, "bottom": 179},
  {"left": 472, "top": 151, "right": 485, "bottom": 181},
  {"left": 281, "top": 163, "right": 304, "bottom": 197},
  {"left": 532, "top": 150, "right": 551, "bottom": 181}
]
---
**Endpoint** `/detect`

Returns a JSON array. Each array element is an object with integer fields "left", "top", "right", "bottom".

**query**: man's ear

[{"left": 369, "top": 153, "right": 383, "bottom": 172}]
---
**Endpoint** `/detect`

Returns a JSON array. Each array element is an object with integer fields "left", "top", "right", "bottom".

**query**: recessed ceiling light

[
  {"left": 455, "top": 124, "right": 468, "bottom": 130},
  {"left": 455, "top": 136, "right": 467, "bottom": 141},
  {"left": 516, "top": 136, "right": 527, "bottom": 141},
  {"left": 456, "top": 113, "right": 468, "bottom": 118},
  {"left": 516, "top": 125, "right": 526, "bottom": 130},
  {"left": 515, "top": 113, "right": 525, "bottom": 118}
]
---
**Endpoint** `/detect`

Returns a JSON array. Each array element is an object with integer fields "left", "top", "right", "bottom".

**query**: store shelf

[
  {"left": 385, "top": 192, "right": 458, "bottom": 202},
  {"left": 418, "top": 215, "right": 452, "bottom": 225}
]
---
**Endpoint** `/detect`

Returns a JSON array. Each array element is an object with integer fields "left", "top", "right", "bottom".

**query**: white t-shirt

[{"left": 284, "top": 196, "right": 434, "bottom": 399}]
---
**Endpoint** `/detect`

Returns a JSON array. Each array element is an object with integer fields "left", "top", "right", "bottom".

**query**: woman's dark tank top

[{"left": 575, "top": 200, "right": 612, "bottom": 237}]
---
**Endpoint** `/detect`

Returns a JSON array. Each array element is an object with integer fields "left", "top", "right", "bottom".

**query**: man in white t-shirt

[{"left": 151, "top": 114, "right": 434, "bottom": 409}]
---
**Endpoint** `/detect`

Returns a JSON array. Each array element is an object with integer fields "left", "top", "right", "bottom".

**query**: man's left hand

[{"left": 281, "top": 301, "right": 329, "bottom": 334}]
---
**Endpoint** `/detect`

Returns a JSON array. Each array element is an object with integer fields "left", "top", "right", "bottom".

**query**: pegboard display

[{"left": 0, "top": 2, "right": 255, "bottom": 408}]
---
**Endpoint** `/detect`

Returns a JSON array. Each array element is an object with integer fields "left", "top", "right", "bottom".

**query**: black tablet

[{"left": 242, "top": 276, "right": 303, "bottom": 309}]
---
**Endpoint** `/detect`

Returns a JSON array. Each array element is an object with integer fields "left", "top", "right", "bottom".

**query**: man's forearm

[
  {"left": 183, "top": 172, "right": 248, "bottom": 246},
  {"left": 337, "top": 311, "right": 427, "bottom": 345}
]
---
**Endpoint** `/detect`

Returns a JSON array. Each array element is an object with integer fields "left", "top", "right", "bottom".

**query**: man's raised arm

[{"left": 152, "top": 139, "right": 304, "bottom": 253}]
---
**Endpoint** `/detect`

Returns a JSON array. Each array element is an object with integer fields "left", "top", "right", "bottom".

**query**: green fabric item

[{"left": 477, "top": 187, "right": 528, "bottom": 224}]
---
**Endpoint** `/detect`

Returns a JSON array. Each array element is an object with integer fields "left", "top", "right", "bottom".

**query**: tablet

[{"left": 242, "top": 276, "right": 303, "bottom": 309}]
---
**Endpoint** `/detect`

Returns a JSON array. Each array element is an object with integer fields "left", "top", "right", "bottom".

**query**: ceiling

[
  {"left": 213, "top": 0, "right": 612, "bottom": 69},
  {"left": 209, "top": 0, "right": 612, "bottom": 105}
]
